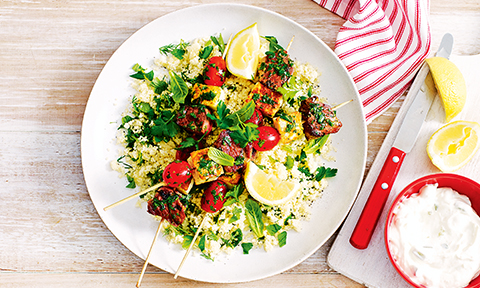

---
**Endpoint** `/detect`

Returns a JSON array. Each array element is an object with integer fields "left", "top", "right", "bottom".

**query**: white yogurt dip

[{"left": 388, "top": 184, "right": 480, "bottom": 288}]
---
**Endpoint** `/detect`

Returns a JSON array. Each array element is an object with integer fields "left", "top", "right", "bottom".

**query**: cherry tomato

[
  {"left": 162, "top": 160, "right": 192, "bottom": 188},
  {"left": 201, "top": 180, "right": 228, "bottom": 213},
  {"left": 253, "top": 126, "right": 280, "bottom": 151},
  {"left": 204, "top": 56, "right": 226, "bottom": 86},
  {"left": 245, "top": 108, "right": 264, "bottom": 126}
]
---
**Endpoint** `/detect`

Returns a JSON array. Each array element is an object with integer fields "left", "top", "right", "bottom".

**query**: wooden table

[{"left": 1, "top": 0, "right": 478, "bottom": 287}]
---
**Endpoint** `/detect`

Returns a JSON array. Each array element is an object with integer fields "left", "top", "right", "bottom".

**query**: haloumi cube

[
  {"left": 217, "top": 172, "right": 242, "bottom": 189},
  {"left": 191, "top": 83, "right": 226, "bottom": 110},
  {"left": 273, "top": 111, "right": 303, "bottom": 144},
  {"left": 247, "top": 82, "right": 283, "bottom": 117},
  {"left": 187, "top": 148, "right": 224, "bottom": 185}
]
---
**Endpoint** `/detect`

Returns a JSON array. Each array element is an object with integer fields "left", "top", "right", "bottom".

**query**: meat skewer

[
  {"left": 299, "top": 95, "right": 344, "bottom": 140},
  {"left": 104, "top": 159, "right": 192, "bottom": 211},
  {"left": 173, "top": 180, "right": 228, "bottom": 279},
  {"left": 137, "top": 185, "right": 190, "bottom": 285},
  {"left": 108, "top": 160, "right": 192, "bottom": 286}
]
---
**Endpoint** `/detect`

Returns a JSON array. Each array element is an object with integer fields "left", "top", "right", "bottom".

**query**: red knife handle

[{"left": 350, "top": 147, "right": 406, "bottom": 249}]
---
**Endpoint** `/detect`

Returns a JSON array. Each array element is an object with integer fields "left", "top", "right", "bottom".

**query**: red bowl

[{"left": 385, "top": 173, "right": 480, "bottom": 288}]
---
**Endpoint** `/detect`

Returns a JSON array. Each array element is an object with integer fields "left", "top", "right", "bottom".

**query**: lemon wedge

[
  {"left": 427, "top": 120, "right": 480, "bottom": 172},
  {"left": 425, "top": 57, "right": 467, "bottom": 122},
  {"left": 225, "top": 23, "right": 261, "bottom": 80},
  {"left": 244, "top": 161, "right": 300, "bottom": 206}
]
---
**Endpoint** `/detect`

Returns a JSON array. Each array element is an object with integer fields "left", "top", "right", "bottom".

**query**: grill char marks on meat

[
  {"left": 299, "top": 96, "right": 342, "bottom": 140},
  {"left": 213, "top": 130, "right": 254, "bottom": 173},
  {"left": 147, "top": 186, "right": 186, "bottom": 227},
  {"left": 257, "top": 48, "right": 294, "bottom": 91},
  {"left": 176, "top": 105, "right": 213, "bottom": 136}
]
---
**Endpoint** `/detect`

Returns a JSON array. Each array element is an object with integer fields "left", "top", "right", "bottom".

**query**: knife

[{"left": 349, "top": 33, "right": 454, "bottom": 250}]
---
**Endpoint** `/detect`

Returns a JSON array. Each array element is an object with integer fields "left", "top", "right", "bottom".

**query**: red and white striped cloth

[{"left": 313, "top": 0, "right": 431, "bottom": 123}]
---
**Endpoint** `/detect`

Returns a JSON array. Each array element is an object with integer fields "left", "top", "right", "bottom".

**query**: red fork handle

[{"left": 350, "top": 147, "right": 406, "bottom": 249}]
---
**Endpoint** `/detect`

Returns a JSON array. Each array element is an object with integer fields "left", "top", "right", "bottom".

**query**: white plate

[{"left": 81, "top": 3, "right": 367, "bottom": 283}]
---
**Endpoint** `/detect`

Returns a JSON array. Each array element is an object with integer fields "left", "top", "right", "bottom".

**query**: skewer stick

[
  {"left": 222, "top": 34, "right": 233, "bottom": 59},
  {"left": 174, "top": 215, "right": 208, "bottom": 279},
  {"left": 333, "top": 99, "right": 353, "bottom": 110},
  {"left": 136, "top": 220, "right": 163, "bottom": 287},
  {"left": 103, "top": 182, "right": 165, "bottom": 211},
  {"left": 286, "top": 35, "right": 295, "bottom": 52}
]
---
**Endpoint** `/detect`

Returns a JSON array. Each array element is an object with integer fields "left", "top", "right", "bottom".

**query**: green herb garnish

[
  {"left": 241, "top": 243, "right": 254, "bottom": 254},
  {"left": 303, "top": 134, "right": 329, "bottom": 154},
  {"left": 278, "top": 231, "right": 287, "bottom": 247},
  {"left": 245, "top": 199, "right": 264, "bottom": 238},
  {"left": 130, "top": 63, "right": 154, "bottom": 81},
  {"left": 314, "top": 166, "right": 338, "bottom": 181},
  {"left": 168, "top": 70, "right": 188, "bottom": 104},
  {"left": 199, "top": 45, "right": 214, "bottom": 59},
  {"left": 208, "top": 147, "right": 235, "bottom": 166},
  {"left": 278, "top": 77, "right": 302, "bottom": 104},
  {"left": 210, "top": 34, "right": 226, "bottom": 54},
  {"left": 225, "top": 183, "right": 244, "bottom": 206},
  {"left": 284, "top": 156, "right": 294, "bottom": 170},
  {"left": 266, "top": 224, "right": 282, "bottom": 236},
  {"left": 262, "top": 36, "right": 284, "bottom": 52},
  {"left": 159, "top": 40, "right": 188, "bottom": 59}
]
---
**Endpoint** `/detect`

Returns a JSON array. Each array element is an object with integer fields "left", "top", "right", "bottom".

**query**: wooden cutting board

[{"left": 327, "top": 54, "right": 480, "bottom": 288}]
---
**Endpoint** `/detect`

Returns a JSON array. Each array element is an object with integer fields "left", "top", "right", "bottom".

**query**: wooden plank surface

[{"left": 0, "top": 0, "right": 478, "bottom": 287}]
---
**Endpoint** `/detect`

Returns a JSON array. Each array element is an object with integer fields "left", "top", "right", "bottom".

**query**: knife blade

[{"left": 349, "top": 33, "right": 454, "bottom": 250}]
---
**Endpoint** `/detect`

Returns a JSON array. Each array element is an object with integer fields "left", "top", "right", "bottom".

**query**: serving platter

[{"left": 81, "top": 3, "right": 367, "bottom": 283}]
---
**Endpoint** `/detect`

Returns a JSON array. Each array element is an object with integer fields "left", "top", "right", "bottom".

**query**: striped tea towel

[{"left": 313, "top": 0, "right": 431, "bottom": 123}]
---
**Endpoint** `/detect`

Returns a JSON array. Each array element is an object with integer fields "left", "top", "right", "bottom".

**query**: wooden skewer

[
  {"left": 103, "top": 182, "right": 165, "bottom": 211},
  {"left": 174, "top": 215, "right": 208, "bottom": 279},
  {"left": 286, "top": 35, "right": 295, "bottom": 52},
  {"left": 333, "top": 99, "right": 353, "bottom": 110},
  {"left": 222, "top": 33, "right": 233, "bottom": 59},
  {"left": 136, "top": 220, "right": 163, "bottom": 288}
]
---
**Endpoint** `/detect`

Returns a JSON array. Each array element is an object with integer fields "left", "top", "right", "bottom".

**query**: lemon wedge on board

[
  {"left": 425, "top": 57, "right": 467, "bottom": 122},
  {"left": 427, "top": 120, "right": 480, "bottom": 172}
]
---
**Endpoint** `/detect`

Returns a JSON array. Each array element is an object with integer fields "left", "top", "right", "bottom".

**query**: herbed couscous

[{"left": 111, "top": 26, "right": 342, "bottom": 260}]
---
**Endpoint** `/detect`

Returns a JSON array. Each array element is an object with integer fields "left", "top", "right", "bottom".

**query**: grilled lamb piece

[
  {"left": 147, "top": 186, "right": 186, "bottom": 226},
  {"left": 213, "top": 130, "right": 253, "bottom": 173},
  {"left": 256, "top": 48, "right": 294, "bottom": 91},
  {"left": 299, "top": 96, "right": 342, "bottom": 139},
  {"left": 176, "top": 105, "right": 213, "bottom": 136}
]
